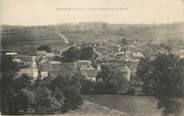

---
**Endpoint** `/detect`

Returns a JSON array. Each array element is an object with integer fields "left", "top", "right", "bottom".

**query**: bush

[
  {"left": 137, "top": 54, "right": 184, "bottom": 116},
  {"left": 96, "top": 65, "right": 129, "bottom": 94},
  {"left": 1, "top": 54, "right": 83, "bottom": 115},
  {"left": 80, "top": 78, "right": 96, "bottom": 94},
  {"left": 37, "top": 45, "right": 52, "bottom": 52},
  {"left": 51, "top": 74, "right": 83, "bottom": 111}
]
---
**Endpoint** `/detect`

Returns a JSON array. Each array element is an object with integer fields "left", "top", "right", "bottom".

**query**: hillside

[{"left": 1, "top": 22, "right": 184, "bottom": 51}]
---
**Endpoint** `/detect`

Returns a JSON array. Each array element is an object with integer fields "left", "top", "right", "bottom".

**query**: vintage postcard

[{"left": 1, "top": 0, "right": 184, "bottom": 116}]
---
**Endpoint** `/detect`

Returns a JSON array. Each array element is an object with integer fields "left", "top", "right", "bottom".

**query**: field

[
  {"left": 82, "top": 95, "right": 162, "bottom": 116},
  {"left": 1, "top": 23, "right": 184, "bottom": 52}
]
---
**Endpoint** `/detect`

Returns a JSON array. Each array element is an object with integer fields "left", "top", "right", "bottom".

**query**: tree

[
  {"left": 1, "top": 55, "right": 21, "bottom": 114},
  {"left": 61, "top": 46, "right": 80, "bottom": 62},
  {"left": 51, "top": 73, "right": 82, "bottom": 111},
  {"left": 33, "top": 86, "right": 61, "bottom": 114},
  {"left": 1, "top": 54, "right": 82, "bottom": 115},
  {"left": 37, "top": 45, "right": 52, "bottom": 52},
  {"left": 152, "top": 54, "right": 184, "bottom": 116},
  {"left": 12, "top": 88, "right": 35, "bottom": 114},
  {"left": 137, "top": 54, "right": 184, "bottom": 116},
  {"left": 96, "top": 65, "right": 129, "bottom": 94},
  {"left": 137, "top": 57, "right": 154, "bottom": 94},
  {"left": 79, "top": 46, "right": 96, "bottom": 60}
]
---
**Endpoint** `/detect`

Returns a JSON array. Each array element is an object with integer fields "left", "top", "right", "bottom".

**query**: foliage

[
  {"left": 79, "top": 46, "right": 96, "bottom": 60},
  {"left": 137, "top": 57, "right": 154, "bottom": 94},
  {"left": 33, "top": 85, "right": 61, "bottom": 114},
  {"left": 96, "top": 65, "right": 129, "bottom": 94},
  {"left": 61, "top": 46, "right": 97, "bottom": 62},
  {"left": 37, "top": 45, "right": 52, "bottom": 52},
  {"left": 1, "top": 55, "right": 82, "bottom": 115},
  {"left": 137, "top": 54, "right": 184, "bottom": 116},
  {"left": 51, "top": 73, "right": 83, "bottom": 111},
  {"left": 1, "top": 55, "right": 21, "bottom": 114},
  {"left": 1, "top": 55, "right": 20, "bottom": 76},
  {"left": 80, "top": 78, "right": 96, "bottom": 94},
  {"left": 61, "top": 46, "right": 80, "bottom": 62}
]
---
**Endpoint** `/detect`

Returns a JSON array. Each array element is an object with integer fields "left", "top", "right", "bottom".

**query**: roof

[
  {"left": 176, "top": 49, "right": 184, "bottom": 55},
  {"left": 23, "top": 56, "right": 32, "bottom": 62},
  {"left": 6, "top": 52, "right": 18, "bottom": 55},
  {"left": 46, "top": 53, "right": 55, "bottom": 57},
  {"left": 77, "top": 60, "right": 92, "bottom": 64},
  {"left": 132, "top": 52, "right": 144, "bottom": 58},
  {"left": 81, "top": 69, "right": 98, "bottom": 77},
  {"left": 49, "top": 61, "right": 61, "bottom": 64},
  {"left": 36, "top": 50, "right": 47, "bottom": 55},
  {"left": 114, "top": 52, "right": 125, "bottom": 56},
  {"left": 119, "top": 65, "right": 131, "bottom": 73},
  {"left": 80, "top": 64, "right": 95, "bottom": 70},
  {"left": 39, "top": 63, "right": 76, "bottom": 72}
]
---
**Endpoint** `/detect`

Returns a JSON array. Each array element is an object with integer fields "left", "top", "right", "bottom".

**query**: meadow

[{"left": 83, "top": 95, "right": 162, "bottom": 116}]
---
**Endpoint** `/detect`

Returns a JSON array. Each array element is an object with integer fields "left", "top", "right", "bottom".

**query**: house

[
  {"left": 119, "top": 65, "right": 131, "bottom": 81},
  {"left": 22, "top": 56, "right": 33, "bottom": 68},
  {"left": 101, "top": 63, "right": 131, "bottom": 81},
  {"left": 79, "top": 64, "right": 98, "bottom": 81},
  {"left": 13, "top": 58, "right": 21, "bottom": 63},
  {"left": 46, "top": 52, "right": 55, "bottom": 59},
  {"left": 132, "top": 52, "right": 144, "bottom": 58},
  {"left": 6, "top": 52, "right": 18, "bottom": 56},
  {"left": 36, "top": 50, "right": 47, "bottom": 56},
  {"left": 18, "top": 56, "right": 38, "bottom": 80},
  {"left": 176, "top": 49, "right": 184, "bottom": 58},
  {"left": 38, "top": 63, "right": 76, "bottom": 80},
  {"left": 76, "top": 60, "right": 98, "bottom": 81},
  {"left": 49, "top": 61, "right": 61, "bottom": 64},
  {"left": 77, "top": 60, "right": 92, "bottom": 66}
]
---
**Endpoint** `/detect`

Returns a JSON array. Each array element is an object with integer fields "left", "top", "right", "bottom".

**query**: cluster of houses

[
  {"left": 7, "top": 37, "right": 183, "bottom": 83},
  {"left": 3, "top": 48, "right": 101, "bottom": 81},
  {"left": 3, "top": 43, "right": 135, "bottom": 82}
]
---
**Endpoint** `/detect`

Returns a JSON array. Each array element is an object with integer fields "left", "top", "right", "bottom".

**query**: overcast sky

[{"left": 0, "top": 0, "right": 184, "bottom": 25}]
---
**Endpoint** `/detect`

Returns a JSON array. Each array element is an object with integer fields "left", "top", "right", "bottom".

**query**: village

[
  {"left": 2, "top": 34, "right": 184, "bottom": 84},
  {"left": 1, "top": 26, "right": 184, "bottom": 116},
  {"left": 2, "top": 36, "right": 147, "bottom": 82}
]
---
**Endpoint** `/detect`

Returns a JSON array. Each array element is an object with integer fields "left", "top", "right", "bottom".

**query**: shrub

[
  {"left": 137, "top": 54, "right": 184, "bottom": 116},
  {"left": 51, "top": 74, "right": 83, "bottom": 111},
  {"left": 96, "top": 65, "right": 129, "bottom": 94},
  {"left": 80, "top": 78, "right": 96, "bottom": 94}
]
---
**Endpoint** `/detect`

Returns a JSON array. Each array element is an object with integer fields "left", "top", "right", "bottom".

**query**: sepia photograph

[{"left": 0, "top": 0, "right": 184, "bottom": 116}]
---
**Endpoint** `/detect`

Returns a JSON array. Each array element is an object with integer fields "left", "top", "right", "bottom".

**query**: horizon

[
  {"left": 1, "top": 21, "right": 184, "bottom": 27},
  {"left": 1, "top": 0, "right": 184, "bottom": 26}
]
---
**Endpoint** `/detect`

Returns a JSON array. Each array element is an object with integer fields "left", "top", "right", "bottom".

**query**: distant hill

[{"left": 1, "top": 22, "right": 184, "bottom": 51}]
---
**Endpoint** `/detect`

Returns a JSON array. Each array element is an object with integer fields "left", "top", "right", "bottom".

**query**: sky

[{"left": 0, "top": 0, "right": 184, "bottom": 25}]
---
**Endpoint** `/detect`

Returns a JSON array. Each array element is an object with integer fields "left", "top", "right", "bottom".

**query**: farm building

[
  {"left": 5, "top": 52, "right": 18, "bottom": 56},
  {"left": 76, "top": 60, "right": 99, "bottom": 81},
  {"left": 46, "top": 52, "right": 55, "bottom": 59},
  {"left": 38, "top": 62, "right": 77, "bottom": 80},
  {"left": 176, "top": 49, "right": 184, "bottom": 58},
  {"left": 17, "top": 56, "right": 38, "bottom": 80},
  {"left": 36, "top": 50, "right": 47, "bottom": 56}
]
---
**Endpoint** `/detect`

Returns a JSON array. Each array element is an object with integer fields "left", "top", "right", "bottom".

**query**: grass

[{"left": 83, "top": 95, "right": 162, "bottom": 116}]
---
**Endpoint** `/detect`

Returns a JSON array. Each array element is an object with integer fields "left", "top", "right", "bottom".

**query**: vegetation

[
  {"left": 80, "top": 78, "right": 96, "bottom": 94},
  {"left": 96, "top": 65, "right": 129, "bottom": 94},
  {"left": 0, "top": 55, "right": 83, "bottom": 115},
  {"left": 37, "top": 45, "right": 52, "bottom": 52},
  {"left": 61, "top": 46, "right": 96, "bottom": 62},
  {"left": 79, "top": 46, "right": 96, "bottom": 60},
  {"left": 61, "top": 46, "right": 80, "bottom": 62},
  {"left": 137, "top": 54, "right": 184, "bottom": 116}
]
